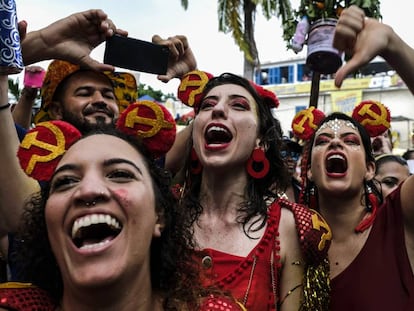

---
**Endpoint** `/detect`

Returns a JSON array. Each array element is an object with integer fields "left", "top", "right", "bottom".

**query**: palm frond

[
  {"left": 217, "top": 0, "right": 257, "bottom": 63},
  {"left": 180, "top": 0, "right": 189, "bottom": 10},
  {"left": 8, "top": 78, "right": 20, "bottom": 101}
]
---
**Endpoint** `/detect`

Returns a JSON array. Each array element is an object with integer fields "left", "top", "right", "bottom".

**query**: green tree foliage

[
  {"left": 285, "top": 0, "right": 381, "bottom": 49},
  {"left": 181, "top": 1, "right": 294, "bottom": 79},
  {"left": 8, "top": 78, "right": 20, "bottom": 102},
  {"left": 138, "top": 83, "right": 176, "bottom": 102}
]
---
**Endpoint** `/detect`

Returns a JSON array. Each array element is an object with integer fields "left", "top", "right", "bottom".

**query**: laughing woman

[{"left": 0, "top": 123, "right": 244, "bottom": 311}]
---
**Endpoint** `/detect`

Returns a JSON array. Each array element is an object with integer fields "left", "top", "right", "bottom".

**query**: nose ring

[{"left": 85, "top": 201, "right": 97, "bottom": 207}]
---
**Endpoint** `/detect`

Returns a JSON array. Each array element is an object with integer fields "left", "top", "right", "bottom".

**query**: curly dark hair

[
  {"left": 179, "top": 73, "right": 290, "bottom": 236},
  {"left": 12, "top": 127, "right": 202, "bottom": 310}
]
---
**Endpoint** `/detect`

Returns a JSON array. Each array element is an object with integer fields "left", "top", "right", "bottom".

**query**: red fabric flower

[
  {"left": 291, "top": 107, "right": 326, "bottom": 140},
  {"left": 352, "top": 100, "right": 391, "bottom": 137},
  {"left": 116, "top": 101, "right": 176, "bottom": 159},
  {"left": 17, "top": 120, "right": 82, "bottom": 181}
]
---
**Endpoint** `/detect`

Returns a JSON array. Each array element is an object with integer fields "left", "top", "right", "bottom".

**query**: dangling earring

[
  {"left": 365, "top": 184, "right": 379, "bottom": 212},
  {"left": 246, "top": 147, "right": 270, "bottom": 179},
  {"left": 190, "top": 148, "right": 202, "bottom": 174},
  {"left": 308, "top": 184, "right": 318, "bottom": 210},
  {"left": 355, "top": 183, "right": 379, "bottom": 233}
]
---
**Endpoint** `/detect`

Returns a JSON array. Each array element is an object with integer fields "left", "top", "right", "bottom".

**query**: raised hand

[
  {"left": 22, "top": 9, "right": 127, "bottom": 71},
  {"left": 152, "top": 34, "right": 197, "bottom": 82}
]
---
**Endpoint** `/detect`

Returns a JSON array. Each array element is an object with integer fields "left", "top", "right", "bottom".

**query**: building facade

[{"left": 255, "top": 57, "right": 414, "bottom": 151}]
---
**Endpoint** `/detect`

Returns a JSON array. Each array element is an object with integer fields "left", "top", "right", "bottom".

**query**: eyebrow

[
  {"left": 204, "top": 94, "right": 250, "bottom": 101},
  {"left": 317, "top": 131, "right": 358, "bottom": 138},
  {"left": 52, "top": 158, "right": 143, "bottom": 178},
  {"left": 104, "top": 158, "right": 143, "bottom": 175}
]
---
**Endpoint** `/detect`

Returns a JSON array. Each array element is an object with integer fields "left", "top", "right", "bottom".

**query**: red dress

[
  {"left": 0, "top": 282, "right": 245, "bottom": 311},
  {"left": 330, "top": 187, "right": 414, "bottom": 311},
  {"left": 196, "top": 199, "right": 331, "bottom": 311},
  {"left": 0, "top": 282, "right": 55, "bottom": 311}
]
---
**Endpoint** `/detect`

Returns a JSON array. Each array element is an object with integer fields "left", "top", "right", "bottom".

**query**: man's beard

[{"left": 61, "top": 110, "right": 116, "bottom": 134}]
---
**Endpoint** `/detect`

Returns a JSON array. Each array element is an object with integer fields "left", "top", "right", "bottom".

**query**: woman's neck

[
  {"left": 318, "top": 193, "right": 368, "bottom": 240},
  {"left": 199, "top": 169, "right": 247, "bottom": 214}
]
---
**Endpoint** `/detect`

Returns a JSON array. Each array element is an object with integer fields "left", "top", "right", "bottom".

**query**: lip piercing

[{"left": 85, "top": 201, "right": 97, "bottom": 207}]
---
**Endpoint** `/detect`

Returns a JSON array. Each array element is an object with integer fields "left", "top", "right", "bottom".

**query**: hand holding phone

[{"left": 104, "top": 35, "right": 169, "bottom": 74}]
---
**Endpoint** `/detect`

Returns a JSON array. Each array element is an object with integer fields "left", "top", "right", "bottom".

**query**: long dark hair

[
  {"left": 12, "top": 127, "right": 201, "bottom": 309},
  {"left": 180, "top": 73, "right": 289, "bottom": 235}
]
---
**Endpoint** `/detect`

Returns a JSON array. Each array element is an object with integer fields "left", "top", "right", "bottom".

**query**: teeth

[
  {"left": 79, "top": 239, "right": 111, "bottom": 250},
  {"left": 71, "top": 214, "right": 120, "bottom": 239},
  {"left": 208, "top": 126, "right": 227, "bottom": 133},
  {"left": 328, "top": 154, "right": 344, "bottom": 161}
]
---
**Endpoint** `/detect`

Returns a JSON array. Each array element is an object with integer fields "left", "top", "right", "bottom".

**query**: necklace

[
  {"left": 209, "top": 202, "right": 281, "bottom": 310},
  {"left": 241, "top": 255, "right": 257, "bottom": 306},
  {"left": 239, "top": 253, "right": 279, "bottom": 310}
]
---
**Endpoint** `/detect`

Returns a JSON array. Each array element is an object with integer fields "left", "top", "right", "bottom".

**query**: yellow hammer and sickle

[
  {"left": 178, "top": 71, "right": 210, "bottom": 106},
  {"left": 311, "top": 212, "right": 332, "bottom": 251},
  {"left": 20, "top": 122, "right": 66, "bottom": 175},
  {"left": 124, "top": 100, "right": 173, "bottom": 138},
  {"left": 357, "top": 102, "right": 390, "bottom": 128},
  {"left": 292, "top": 107, "right": 319, "bottom": 134}
]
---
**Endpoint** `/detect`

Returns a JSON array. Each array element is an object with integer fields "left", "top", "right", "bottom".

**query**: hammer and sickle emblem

[
  {"left": 178, "top": 71, "right": 210, "bottom": 106},
  {"left": 20, "top": 122, "right": 66, "bottom": 175},
  {"left": 124, "top": 101, "right": 173, "bottom": 138},
  {"left": 357, "top": 102, "right": 390, "bottom": 128},
  {"left": 293, "top": 107, "right": 319, "bottom": 134},
  {"left": 311, "top": 212, "right": 332, "bottom": 251}
]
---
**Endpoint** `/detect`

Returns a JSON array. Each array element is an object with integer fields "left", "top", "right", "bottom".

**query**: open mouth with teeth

[
  {"left": 326, "top": 154, "right": 348, "bottom": 174},
  {"left": 205, "top": 125, "right": 233, "bottom": 145},
  {"left": 71, "top": 214, "right": 122, "bottom": 250}
]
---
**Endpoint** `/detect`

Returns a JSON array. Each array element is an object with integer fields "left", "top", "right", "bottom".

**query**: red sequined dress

[
  {"left": 196, "top": 199, "right": 331, "bottom": 311},
  {"left": 0, "top": 282, "right": 245, "bottom": 310},
  {"left": 0, "top": 282, "right": 55, "bottom": 311}
]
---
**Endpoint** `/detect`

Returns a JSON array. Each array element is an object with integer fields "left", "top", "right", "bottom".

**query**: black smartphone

[{"left": 104, "top": 35, "right": 169, "bottom": 75}]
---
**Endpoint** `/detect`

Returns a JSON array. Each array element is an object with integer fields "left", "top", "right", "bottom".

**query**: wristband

[{"left": 0, "top": 103, "right": 10, "bottom": 110}]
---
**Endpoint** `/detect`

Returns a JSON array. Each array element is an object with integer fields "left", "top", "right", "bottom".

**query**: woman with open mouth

[
  {"left": 299, "top": 111, "right": 414, "bottom": 310},
  {"left": 175, "top": 72, "right": 331, "bottom": 311},
  {"left": 0, "top": 119, "right": 246, "bottom": 310}
]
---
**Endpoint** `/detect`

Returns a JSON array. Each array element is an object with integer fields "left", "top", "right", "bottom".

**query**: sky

[{"left": 13, "top": 0, "right": 412, "bottom": 96}]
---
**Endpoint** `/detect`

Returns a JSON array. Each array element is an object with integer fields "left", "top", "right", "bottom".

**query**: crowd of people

[{"left": 0, "top": 3, "right": 412, "bottom": 311}]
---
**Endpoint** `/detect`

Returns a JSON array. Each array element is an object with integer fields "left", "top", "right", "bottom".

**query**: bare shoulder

[{"left": 279, "top": 208, "right": 296, "bottom": 230}]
